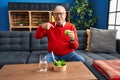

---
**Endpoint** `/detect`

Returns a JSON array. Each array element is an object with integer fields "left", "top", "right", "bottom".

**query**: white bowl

[{"left": 53, "top": 64, "right": 67, "bottom": 72}]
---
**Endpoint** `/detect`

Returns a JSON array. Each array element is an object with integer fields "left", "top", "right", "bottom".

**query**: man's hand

[
  {"left": 41, "top": 23, "right": 54, "bottom": 30},
  {"left": 68, "top": 31, "right": 75, "bottom": 40}
]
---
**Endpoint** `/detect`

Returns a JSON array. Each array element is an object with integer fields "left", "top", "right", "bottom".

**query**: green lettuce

[{"left": 53, "top": 59, "right": 66, "bottom": 66}]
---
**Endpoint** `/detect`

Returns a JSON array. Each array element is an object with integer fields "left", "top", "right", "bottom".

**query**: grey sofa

[{"left": 0, "top": 30, "right": 120, "bottom": 80}]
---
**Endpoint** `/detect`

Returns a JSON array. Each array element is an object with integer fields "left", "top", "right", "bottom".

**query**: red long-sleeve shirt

[{"left": 34, "top": 22, "right": 79, "bottom": 56}]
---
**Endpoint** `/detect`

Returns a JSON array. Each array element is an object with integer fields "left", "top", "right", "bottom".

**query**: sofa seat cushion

[
  {"left": 0, "top": 51, "right": 30, "bottom": 66},
  {"left": 28, "top": 51, "right": 48, "bottom": 63},
  {"left": 93, "top": 60, "right": 120, "bottom": 80}
]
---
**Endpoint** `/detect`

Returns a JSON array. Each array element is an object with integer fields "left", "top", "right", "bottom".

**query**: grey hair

[{"left": 53, "top": 5, "right": 66, "bottom": 12}]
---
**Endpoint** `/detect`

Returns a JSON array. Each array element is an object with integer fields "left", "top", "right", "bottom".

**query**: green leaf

[
  {"left": 70, "top": 0, "right": 97, "bottom": 30},
  {"left": 77, "top": 8, "right": 81, "bottom": 13},
  {"left": 53, "top": 59, "right": 66, "bottom": 66}
]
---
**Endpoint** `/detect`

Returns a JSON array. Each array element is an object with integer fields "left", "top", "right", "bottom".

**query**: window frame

[{"left": 108, "top": 0, "right": 120, "bottom": 39}]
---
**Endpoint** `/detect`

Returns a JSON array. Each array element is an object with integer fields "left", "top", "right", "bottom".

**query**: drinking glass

[{"left": 39, "top": 55, "right": 48, "bottom": 72}]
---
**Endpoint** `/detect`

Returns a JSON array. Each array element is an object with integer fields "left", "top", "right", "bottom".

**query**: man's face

[{"left": 53, "top": 7, "right": 66, "bottom": 25}]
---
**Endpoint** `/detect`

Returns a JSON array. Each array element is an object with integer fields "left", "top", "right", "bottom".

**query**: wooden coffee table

[{"left": 0, "top": 62, "right": 97, "bottom": 80}]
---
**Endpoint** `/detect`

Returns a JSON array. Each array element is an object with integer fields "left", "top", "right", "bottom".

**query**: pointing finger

[{"left": 50, "top": 24, "right": 54, "bottom": 28}]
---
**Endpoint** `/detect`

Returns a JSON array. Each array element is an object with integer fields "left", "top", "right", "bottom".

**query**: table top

[{"left": 0, "top": 62, "right": 97, "bottom": 80}]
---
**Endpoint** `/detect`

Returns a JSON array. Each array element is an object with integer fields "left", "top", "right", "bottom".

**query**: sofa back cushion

[
  {"left": 0, "top": 31, "right": 30, "bottom": 51},
  {"left": 30, "top": 31, "right": 48, "bottom": 51},
  {"left": 77, "top": 30, "right": 87, "bottom": 50}
]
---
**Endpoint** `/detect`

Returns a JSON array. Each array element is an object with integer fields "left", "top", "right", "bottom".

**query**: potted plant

[
  {"left": 70, "top": 0, "right": 97, "bottom": 30},
  {"left": 38, "top": 20, "right": 42, "bottom": 25},
  {"left": 18, "top": 20, "right": 24, "bottom": 26}
]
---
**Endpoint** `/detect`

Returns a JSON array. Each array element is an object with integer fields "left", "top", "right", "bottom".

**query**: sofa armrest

[{"left": 116, "top": 39, "right": 120, "bottom": 53}]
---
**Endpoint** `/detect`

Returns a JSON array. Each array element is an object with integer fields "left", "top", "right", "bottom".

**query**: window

[{"left": 108, "top": 0, "right": 120, "bottom": 39}]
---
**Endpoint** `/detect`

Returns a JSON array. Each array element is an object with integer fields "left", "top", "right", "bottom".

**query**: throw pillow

[
  {"left": 88, "top": 27, "right": 117, "bottom": 53},
  {"left": 85, "top": 29, "right": 91, "bottom": 51}
]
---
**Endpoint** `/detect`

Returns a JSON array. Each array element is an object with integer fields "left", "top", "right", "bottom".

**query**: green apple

[{"left": 64, "top": 30, "right": 70, "bottom": 35}]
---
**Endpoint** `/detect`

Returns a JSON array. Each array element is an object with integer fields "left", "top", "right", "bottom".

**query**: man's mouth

[{"left": 56, "top": 19, "right": 61, "bottom": 21}]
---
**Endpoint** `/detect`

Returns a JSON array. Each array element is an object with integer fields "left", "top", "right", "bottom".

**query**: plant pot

[
  {"left": 19, "top": 24, "right": 23, "bottom": 26},
  {"left": 39, "top": 24, "right": 41, "bottom": 26},
  {"left": 53, "top": 64, "right": 67, "bottom": 72}
]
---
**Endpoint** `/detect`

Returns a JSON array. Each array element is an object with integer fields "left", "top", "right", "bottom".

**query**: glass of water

[{"left": 39, "top": 54, "right": 48, "bottom": 72}]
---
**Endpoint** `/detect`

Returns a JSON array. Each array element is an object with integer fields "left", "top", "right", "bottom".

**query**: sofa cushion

[
  {"left": 77, "top": 30, "right": 87, "bottom": 50},
  {"left": 27, "top": 51, "right": 48, "bottom": 63},
  {"left": 30, "top": 31, "right": 48, "bottom": 51},
  {"left": 85, "top": 29, "right": 91, "bottom": 51},
  {"left": 88, "top": 28, "right": 117, "bottom": 53},
  {"left": 0, "top": 31, "right": 30, "bottom": 51}
]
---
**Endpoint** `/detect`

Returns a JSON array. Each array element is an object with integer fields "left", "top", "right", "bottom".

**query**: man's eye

[{"left": 53, "top": 13, "right": 65, "bottom": 16}]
